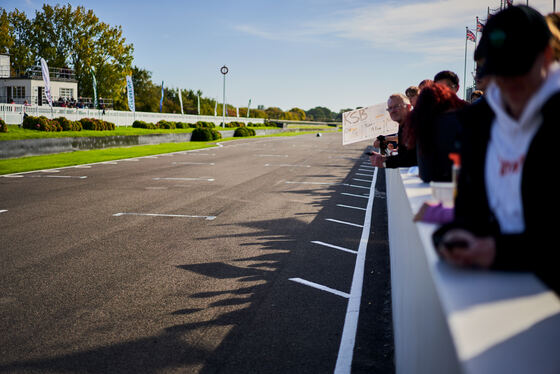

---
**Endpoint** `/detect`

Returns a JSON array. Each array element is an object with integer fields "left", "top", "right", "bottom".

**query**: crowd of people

[{"left": 369, "top": 5, "right": 559, "bottom": 295}]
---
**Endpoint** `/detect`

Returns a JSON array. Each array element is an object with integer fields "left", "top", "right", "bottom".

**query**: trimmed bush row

[
  {"left": 132, "top": 120, "right": 216, "bottom": 129},
  {"left": 132, "top": 120, "right": 260, "bottom": 130},
  {"left": 191, "top": 127, "right": 222, "bottom": 141},
  {"left": 22, "top": 115, "right": 116, "bottom": 132},
  {"left": 233, "top": 127, "right": 256, "bottom": 137}
]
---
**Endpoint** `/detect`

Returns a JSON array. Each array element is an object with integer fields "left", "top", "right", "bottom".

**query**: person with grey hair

[{"left": 369, "top": 93, "right": 417, "bottom": 168}]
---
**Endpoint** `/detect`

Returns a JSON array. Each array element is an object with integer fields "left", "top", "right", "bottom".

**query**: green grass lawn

[
  {"left": 0, "top": 130, "right": 334, "bottom": 175},
  {"left": 0, "top": 124, "right": 285, "bottom": 141}
]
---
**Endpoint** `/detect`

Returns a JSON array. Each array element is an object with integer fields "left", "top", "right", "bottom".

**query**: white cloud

[{"left": 234, "top": 0, "right": 556, "bottom": 57}]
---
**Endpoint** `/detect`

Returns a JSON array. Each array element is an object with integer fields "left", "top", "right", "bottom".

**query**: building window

[
  {"left": 59, "top": 87, "right": 74, "bottom": 99},
  {"left": 13, "top": 86, "right": 25, "bottom": 99}
]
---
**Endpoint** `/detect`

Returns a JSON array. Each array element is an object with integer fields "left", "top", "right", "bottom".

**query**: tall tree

[{"left": 2, "top": 4, "right": 133, "bottom": 108}]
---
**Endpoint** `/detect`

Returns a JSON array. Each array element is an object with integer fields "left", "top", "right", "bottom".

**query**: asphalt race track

[{"left": 0, "top": 132, "right": 394, "bottom": 374}]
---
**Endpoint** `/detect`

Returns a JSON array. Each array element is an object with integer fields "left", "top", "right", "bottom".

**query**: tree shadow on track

[{"left": 0, "top": 154, "right": 393, "bottom": 374}]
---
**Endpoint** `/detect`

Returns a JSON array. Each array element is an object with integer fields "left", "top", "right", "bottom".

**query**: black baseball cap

[{"left": 475, "top": 5, "right": 551, "bottom": 77}]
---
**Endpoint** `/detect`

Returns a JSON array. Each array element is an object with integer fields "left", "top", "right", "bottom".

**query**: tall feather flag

[
  {"left": 247, "top": 99, "right": 251, "bottom": 118},
  {"left": 91, "top": 69, "right": 98, "bottom": 109},
  {"left": 159, "top": 81, "right": 164, "bottom": 113},
  {"left": 126, "top": 75, "right": 135, "bottom": 112},
  {"left": 178, "top": 88, "right": 184, "bottom": 114},
  {"left": 214, "top": 100, "right": 218, "bottom": 116},
  {"left": 40, "top": 58, "right": 53, "bottom": 107},
  {"left": 197, "top": 93, "right": 201, "bottom": 115}
]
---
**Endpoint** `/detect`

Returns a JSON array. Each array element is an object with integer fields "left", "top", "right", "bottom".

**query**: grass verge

[
  {"left": 0, "top": 130, "right": 334, "bottom": 175},
  {"left": 0, "top": 142, "right": 216, "bottom": 175}
]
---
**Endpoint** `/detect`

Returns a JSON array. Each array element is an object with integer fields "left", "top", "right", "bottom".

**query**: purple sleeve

[{"left": 421, "top": 203, "right": 454, "bottom": 224}]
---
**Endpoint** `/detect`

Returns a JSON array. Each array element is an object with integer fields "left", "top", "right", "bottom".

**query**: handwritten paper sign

[{"left": 342, "top": 102, "right": 399, "bottom": 145}]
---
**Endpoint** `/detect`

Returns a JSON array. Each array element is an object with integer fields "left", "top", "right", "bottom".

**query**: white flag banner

[
  {"left": 40, "top": 58, "right": 53, "bottom": 107},
  {"left": 342, "top": 102, "right": 398, "bottom": 145},
  {"left": 178, "top": 88, "right": 184, "bottom": 114},
  {"left": 126, "top": 75, "right": 135, "bottom": 112}
]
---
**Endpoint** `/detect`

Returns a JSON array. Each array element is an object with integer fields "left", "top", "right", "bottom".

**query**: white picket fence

[{"left": 0, "top": 103, "right": 265, "bottom": 127}]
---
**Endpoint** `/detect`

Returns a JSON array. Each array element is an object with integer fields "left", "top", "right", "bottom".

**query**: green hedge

[
  {"left": 191, "top": 127, "right": 222, "bottom": 141},
  {"left": 0, "top": 118, "right": 7, "bottom": 133},
  {"left": 22, "top": 115, "right": 115, "bottom": 132},
  {"left": 233, "top": 127, "right": 256, "bottom": 137},
  {"left": 79, "top": 118, "right": 115, "bottom": 131},
  {"left": 132, "top": 120, "right": 196, "bottom": 129}
]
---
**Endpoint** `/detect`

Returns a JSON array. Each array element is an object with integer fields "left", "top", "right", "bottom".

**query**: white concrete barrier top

[{"left": 391, "top": 168, "right": 560, "bottom": 374}]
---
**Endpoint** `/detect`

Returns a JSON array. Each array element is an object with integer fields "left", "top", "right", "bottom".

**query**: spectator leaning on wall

[{"left": 433, "top": 5, "right": 560, "bottom": 295}]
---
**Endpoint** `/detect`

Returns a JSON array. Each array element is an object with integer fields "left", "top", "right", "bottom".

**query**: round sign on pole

[{"left": 220, "top": 66, "right": 229, "bottom": 75}]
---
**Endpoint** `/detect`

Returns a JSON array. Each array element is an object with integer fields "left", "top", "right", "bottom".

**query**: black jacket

[
  {"left": 433, "top": 95, "right": 560, "bottom": 294},
  {"left": 385, "top": 123, "right": 417, "bottom": 168}
]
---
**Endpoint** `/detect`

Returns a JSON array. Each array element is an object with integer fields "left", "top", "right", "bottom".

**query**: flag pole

[{"left": 464, "top": 27, "right": 468, "bottom": 100}]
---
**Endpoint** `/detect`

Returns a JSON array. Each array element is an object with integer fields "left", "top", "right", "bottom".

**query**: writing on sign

[{"left": 342, "top": 102, "right": 398, "bottom": 145}]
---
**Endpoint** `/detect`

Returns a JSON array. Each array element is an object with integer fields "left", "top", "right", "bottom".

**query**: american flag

[{"left": 467, "top": 28, "right": 476, "bottom": 42}]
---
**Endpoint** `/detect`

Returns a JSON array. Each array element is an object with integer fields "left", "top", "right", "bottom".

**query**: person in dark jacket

[
  {"left": 433, "top": 5, "right": 560, "bottom": 294},
  {"left": 403, "top": 81, "right": 468, "bottom": 182},
  {"left": 369, "top": 93, "right": 417, "bottom": 168}
]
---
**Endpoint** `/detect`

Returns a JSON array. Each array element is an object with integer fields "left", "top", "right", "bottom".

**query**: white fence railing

[{"left": 0, "top": 104, "right": 265, "bottom": 127}]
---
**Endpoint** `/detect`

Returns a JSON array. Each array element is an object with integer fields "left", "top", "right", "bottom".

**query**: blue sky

[{"left": 3, "top": 0, "right": 556, "bottom": 112}]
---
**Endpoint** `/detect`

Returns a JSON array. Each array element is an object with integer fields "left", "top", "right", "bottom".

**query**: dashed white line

[
  {"left": 345, "top": 184, "right": 370, "bottom": 190},
  {"left": 325, "top": 218, "right": 363, "bottom": 228},
  {"left": 31, "top": 175, "right": 88, "bottom": 179},
  {"left": 153, "top": 177, "right": 215, "bottom": 182},
  {"left": 172, "top": 162, "right": 215, "bottom": 165},
  {"left": 265, "top": 164, "right": 311, "bottom": 168},
  {"left": 352, "top": 178, "right": 372, "bottom": 182},
  {"left": 336, "top": 204, "right": 366, "bottom": 211},
  {"left": 289, "top": 278, "right": 350, "bottom": 299},
  {"left": 113, "top": 212, "right": 216, "bottom": 220},
  {"left": 341, "top": 192, "right": 369, "bottom": 199},
  {"left": 311, "top": 241, "right": 357, "bottom": 254}
]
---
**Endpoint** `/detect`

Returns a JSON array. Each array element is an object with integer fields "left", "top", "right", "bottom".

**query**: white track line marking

[
  {"left": 113, "top": 212, "right": 216, "bottom": 220},
  {"left": 311, "top": 241, "right": 357, "bottom": 254},
  {"left": 265, "top": 164, "right": 311, "bottom": 168},
  {"left": 355, "top": 173, "right": 374, "bottom": 177},
  {"left": 289, "top": 278, "right": 350, "bottom": 299},
  {"left": 336, "top": 204, "right": 366, "bottom": 211},
  {"left": 172, "top": 162, "right": 215, "bottom": 165},
  {"left": 153, "top": 177, "right": 215, "bottom": 182},
  {"left": 345, "top": 184, "right": 370, "bottom": 190},
  {"left": 325, "top": 218, "right": 363, "bottom": 228},
  {"left": 285, "top": 181, "right": 344, "bottom": 186},
  {"left": 334, "top": 167, "right": 378, "bottom": 374},
  {"left": 341, "top": 192, "right": 369, "bottom": 199},
  {"left": 352, "top": 178, "right": 372, "bottom": 182},
  {"left": 31, "top": 175, "right": 87, "bottom": 179}
]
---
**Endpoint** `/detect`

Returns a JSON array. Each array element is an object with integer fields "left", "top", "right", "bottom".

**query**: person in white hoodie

[{"left": 433, "top": 5, "right": 560, "bottom": 294}]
